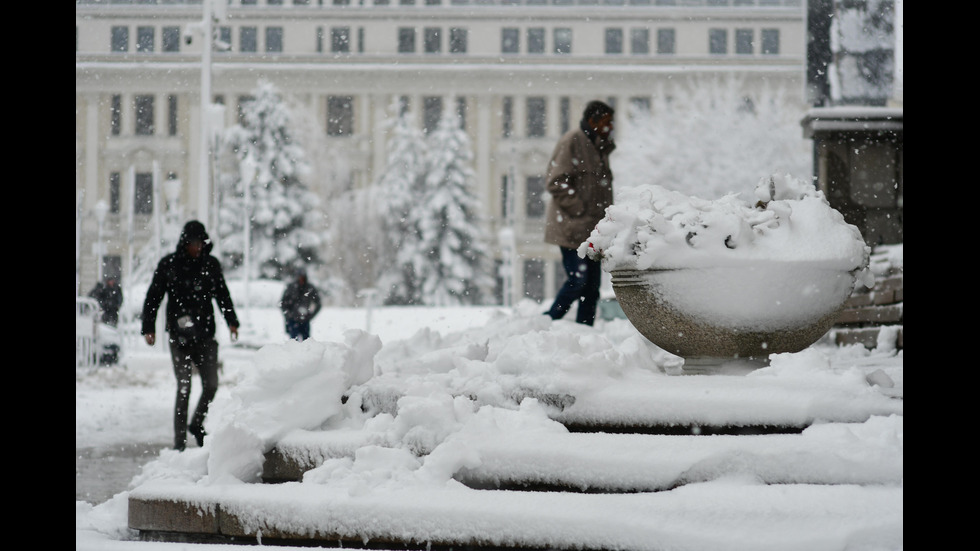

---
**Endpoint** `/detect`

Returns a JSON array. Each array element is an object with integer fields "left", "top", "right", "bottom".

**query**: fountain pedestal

[{"left": 611, "top": 264, "right": 856, "bottom": 373}]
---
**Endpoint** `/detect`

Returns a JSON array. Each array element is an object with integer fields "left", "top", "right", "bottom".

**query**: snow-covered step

[
  {"left": 356, "top": 371, "right": 903, "bottom": 433},
  {"left": 263, "top": 416, "right": 902, "bottom": 491},
  {"left": 456, "top": 416, "right": 903, "bottom": 492},
  {"left": 128, "top": 479, "right": 903, "bottom": 550}
]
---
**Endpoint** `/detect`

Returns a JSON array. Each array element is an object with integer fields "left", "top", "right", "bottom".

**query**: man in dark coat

[
  {"left": 279, "top": 269, "right": 321, "bottom": 341},
  {"left": 141, "top": 220, "right": 239, "bottom": 451},
  {"left": 89, "top": 276, "right": 123, "bottom": 326},
  {"left": 543, "top": 100, "right": 616, "bottom": 326}
]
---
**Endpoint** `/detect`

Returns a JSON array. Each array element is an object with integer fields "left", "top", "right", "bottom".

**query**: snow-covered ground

[{"left": 77, "top": 261, "right": 902, "bottom": 550}]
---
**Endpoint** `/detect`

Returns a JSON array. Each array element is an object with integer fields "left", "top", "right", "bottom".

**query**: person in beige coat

[{"left": 543, "top": 100, "right": 616, "bottom": 325}]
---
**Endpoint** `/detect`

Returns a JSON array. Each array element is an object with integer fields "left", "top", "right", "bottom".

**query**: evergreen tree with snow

[
  {"left": 406, "top": 110, "right": 494, "bottom": 306},
  {"left": 374, "top": 103, "right": 430, "bottom": 305},
  {"left": 218, "top": 80, "right": 321, "bottom": 280}
]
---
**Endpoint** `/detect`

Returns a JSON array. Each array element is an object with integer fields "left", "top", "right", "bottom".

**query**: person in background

[
  {"left": 279, "top": 269, "right": 322, "bottom": 341},
  {"left": 89, "top": 275, "right": 123, "bottom": 326},
  {"left": 543, "top": 100, "right": 616, "bottom": 326},
  {"left": 141, "top": 220, "right": 239, "bottom": 451}
]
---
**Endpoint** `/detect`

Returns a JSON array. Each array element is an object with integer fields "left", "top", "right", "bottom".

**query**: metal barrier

[{"left": 76, "top": 297, "right": 100, "bottom": 367}]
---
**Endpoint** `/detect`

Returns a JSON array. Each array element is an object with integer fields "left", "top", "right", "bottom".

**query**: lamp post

[
  {"left": 189, "top": 0, "right": 226, "bottom": 228},
  {"left": 94, "top": 199, "right": 109, "bottom": 283},
  {"left": 240, "top": 156, "right": 257, "bottom": 313}
]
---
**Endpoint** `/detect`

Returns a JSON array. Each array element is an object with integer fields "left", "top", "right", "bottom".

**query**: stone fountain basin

[{"left": 611, "top": 261, "right": 856, "bottom": 362}]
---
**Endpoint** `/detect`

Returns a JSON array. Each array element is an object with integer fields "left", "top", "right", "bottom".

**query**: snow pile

[
  {"left": 82, "top": 298, "right": 902, "bottom": 549},
  {"left": 579, "top": 174, "right": 873, "bottom": 330},
  {"left": 583, "top": 174, "right": 870, "bottom": 278}
]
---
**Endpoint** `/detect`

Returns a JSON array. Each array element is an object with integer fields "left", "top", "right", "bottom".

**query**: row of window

[
  {"left": 104, "top": 24, "right": 779, "bottom": 55},
  {"left": 108, "top": 91, "right": 654, "bottom": 141},
  {"left": 81, "top": 1, "right": 801, "bottom": 7},
  {"left": 110, "top": 94, "right": 179, "bottom": 136}
]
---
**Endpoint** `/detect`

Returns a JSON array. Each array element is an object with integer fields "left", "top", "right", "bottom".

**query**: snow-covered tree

[
  {"left": 374, "top": 104, "right": 430, "bottom": 305},
  {"left": 615, "top": 76, "right": 811, "bottom": 201},
  {"left": 404, "top": 110, "right": 494, "bottom": 306},
  {"left": 218, "top": 80, "right": 321, "bottom": 280}
]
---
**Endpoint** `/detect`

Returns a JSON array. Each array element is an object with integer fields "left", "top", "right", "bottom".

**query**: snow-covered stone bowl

[
  {"left": 584, "top": 176, "right": 872, "bottom": 366},
  {"left": 610, "top": 262, "right": 857, "bottom": 362}
]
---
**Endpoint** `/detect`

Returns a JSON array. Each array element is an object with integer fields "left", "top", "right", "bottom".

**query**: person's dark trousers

[
  {"left": 546, "top": 246, "right": 602, "bottom": 326},
  {"left": 169, "top": 338, "right": 219, "bottom": 450},
  {"left": 285, "top": 320, "right": 311, "bottom": 341}
]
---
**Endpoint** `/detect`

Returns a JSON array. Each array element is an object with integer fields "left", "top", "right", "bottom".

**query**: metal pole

[
  {"left": 94, "top": 199, "right": 109, "bottom": 284},
  {"left": 153, "top": 161, "right": 162, "bottom": 266},
  {"left": 241, "top": 156, "right": 256, "bottom": 314},
  {"left": 197, "top": 0, "right": 213, "bottom": 226}
]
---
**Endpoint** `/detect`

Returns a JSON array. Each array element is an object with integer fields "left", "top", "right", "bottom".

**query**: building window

[
  {"left": 501, "top": 28, "right": 519, "bottom": 54},
  {"left": 629, "top": 96, "right": 651, "bottom": 119},
  {"left": 761, "top": 29, "right": 779, "bottom": 55},
  {"left": 327, "top": 96, "right": 354, "bottom": 136},
  {"left": 527, "top": 97, "right": 546, "bottom": 138},
  {"left": 605, "top": 28, "right": 623, "bottom": 54},
  {"left": 162, "top": 26, "right": 180, "bottom": 52},
  {"left": 657, "top": 28, "right": 675, "bottom": 54},
  {"left": 631, "top": 28, "right": 649, "bottom": 54},
  {"left": 241, "top": 27, "right": 258, "bottom": 52},
  {"left": 709, "top": 29, "right": 727, "bottom": 55},
  {"left": 109, "top": 172, "right": 121, "bottom": 214},
  {"left": 523, "top": 259, "right": 545, "bottom": 302},
  {"left": 423, "top": 96, "right": 443, "bottom": 134},
  {"left": 136, "top": 26, "right": 154, "bottom": 53},
  {"left": 502, "top": 97, "right": 513, "bottom": 138},
  {"left": 736, "top": 29, "right": 753, "bottom": 55},
  {"left": 134, "top": 172, "right": 154, "bottom": 215},
  {"left": 554, "top": 28, "right": 572, "bottom": 55},
  {"left": 398, "top": 28, "right": 416, "bottom": 53},
  {"left": 527, "top": 28, "right": 545, "bottom": 54},
  {"left": 110, "top": 94, "right": 122, "bottom": 136},
  {"left": 525, "top": 175, "right": 546, "bottom": 218},
  {"left": 316, "top": 27, "right": 324, "bottom": 53},
  {"left": 168, "top": 95, "right": 178, "bottom": 136},
  {"left": 456, "top": 96, "right": 467, "bottom": 129},
  {"left": 560, "top": 96, "right": 570, "bottom": 134},
  {"left": 237, "top": 95, "right": 254, "bottom": 125},
  {"left": 332, "top": 27, "right": 350, "bottom": 53},
  {"left": 266, "top": 27, "right": 283, "bottom": 53},
  {"left": 218, "top": 27, "right": 232, "bottom": 52},
  {"left": 424, "top": 27, "right": 441, "bottom": 54},
  {"left": 358, "top": 27, "right": 365, "bottom": 53},
  {"left": 134, "top": 95, "right": 154, "bottom": 136},
  {"left": 449, "top": 27, "right": 468, "bottom": 53},
  {"left": 111, "top": 26, "right": 129, "bottom": 52}
]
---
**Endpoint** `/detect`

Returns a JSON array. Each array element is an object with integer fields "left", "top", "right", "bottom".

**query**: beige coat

[{"left": 543, "top": 127, "right": 615, "bottom": 249}]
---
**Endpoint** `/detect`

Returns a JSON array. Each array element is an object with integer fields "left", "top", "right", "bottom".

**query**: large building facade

[{"left": 76, "top": 0, "right": 806, "bottom": 305}]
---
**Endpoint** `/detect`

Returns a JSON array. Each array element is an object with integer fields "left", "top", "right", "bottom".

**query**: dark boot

[{"left": 189, "top": 425, "right": 205, "bottom": 447}]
